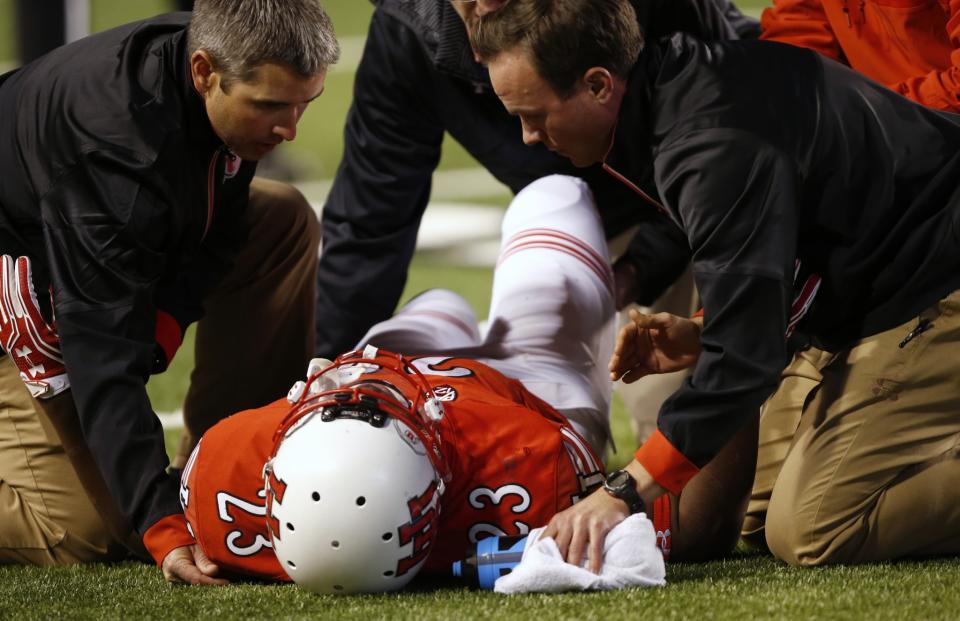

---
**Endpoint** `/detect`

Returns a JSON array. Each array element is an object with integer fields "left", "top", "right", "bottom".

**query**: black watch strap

[{"left": 603, "top": 469, "right": 645, "bottom": 515}]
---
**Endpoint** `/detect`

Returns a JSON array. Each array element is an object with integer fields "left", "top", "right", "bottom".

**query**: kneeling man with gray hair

[{"left": 0, "top": 0, "right": 338, "bottom": 584}]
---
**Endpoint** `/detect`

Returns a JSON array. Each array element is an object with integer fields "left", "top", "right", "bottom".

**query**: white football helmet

[{"left": 263, "top": 346, "right": 449, "bottom": 594}]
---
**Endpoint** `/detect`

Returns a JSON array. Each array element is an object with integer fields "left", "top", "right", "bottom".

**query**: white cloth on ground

[{"left": 494, "top": 513, "right": 666, "bottom": 593}]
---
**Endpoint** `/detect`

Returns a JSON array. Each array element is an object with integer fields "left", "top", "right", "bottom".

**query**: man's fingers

[
  {"left": 192, "top": 545, "right": 221, "bottom": 577},
  {"left": 162, "top": 546, "right": 229, "bottom": 586},
  {"left": 587, "top": 522, "right": 606, "bottom": 574},
  {"left": 565, "top": 524, "right": 588, "bottom": 568},
  {"left": 191, "top": 573, "right": 228, "bottom": 586},
  {"left": 620, "top": 367, "right": 649, "bottom": 384},
  {"left": 608, "top": 352, "right": 626, "bottom": 378},
  {"left": 169, "top": 561, "right": 228, "bottom": 586},
  {"left": 553, "top": 521, "right": 574, "bottom": 561},
  {"left": 542, "top": 519, "right": 558, "bottom": 543},
  {"left": 612, "top": 322, "right": 637, "bottom": 356},
  {"left": 627, "top": 308, "right": 655, "bottom": 326}
]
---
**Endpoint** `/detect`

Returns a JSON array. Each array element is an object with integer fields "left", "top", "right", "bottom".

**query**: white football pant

[{"left": 357, "top": 175, "right": 616, "bottom": 457}]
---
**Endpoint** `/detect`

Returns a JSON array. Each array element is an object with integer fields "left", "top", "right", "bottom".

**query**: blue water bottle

[{"left": 451, "top": 535, "right": 529, "bottom": 589}]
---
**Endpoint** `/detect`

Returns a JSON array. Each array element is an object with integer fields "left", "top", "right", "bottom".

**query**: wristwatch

[{"left": 602, "top": 469, "right": 646, "bottom": 515}]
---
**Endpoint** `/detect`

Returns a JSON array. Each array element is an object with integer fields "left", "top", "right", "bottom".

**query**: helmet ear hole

[
  {"left": 356, "top": 496, "right": 366, "bottom": 506},
  {"left": 312, "top": 492, "right": 320, "bottom": 502},
  {"left": 381, "top": 532, "right": 393, "bottom": 541}
]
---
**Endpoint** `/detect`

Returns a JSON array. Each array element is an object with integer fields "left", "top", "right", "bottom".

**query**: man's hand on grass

[{"left": 161, "top": 544, "right": 228, "bottom": 586}]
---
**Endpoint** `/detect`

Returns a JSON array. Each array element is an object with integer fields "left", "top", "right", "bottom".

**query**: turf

[{"left": 3, "top": 553, "right": 960, "bottom": 620}]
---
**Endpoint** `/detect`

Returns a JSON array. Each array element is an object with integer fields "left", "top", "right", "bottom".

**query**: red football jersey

[{"left": 180, "top": 355, "right": 605, "bottom": 581}]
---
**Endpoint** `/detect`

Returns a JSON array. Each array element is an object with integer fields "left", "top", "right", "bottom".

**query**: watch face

[{"left": 607, "top": 470, "right": 630, "bottom": 491}]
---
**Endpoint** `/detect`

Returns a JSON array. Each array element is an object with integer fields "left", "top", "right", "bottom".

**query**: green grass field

[
  {"left": 3, "top": 549, "right": 960, "bottom": 620},
  {"left": 4, "top": 1, "right": 960, "bottom": 619}
]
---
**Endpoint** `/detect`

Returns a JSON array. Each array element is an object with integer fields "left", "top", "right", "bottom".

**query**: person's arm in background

[
  {"left": 314, "top": 11, "right": 444, "bottom": 358},
  {"left": 890, "top": 0, "right": 960, "bottom": 111},
  {"left": 760, "top": 0, "right": 845, "bottom": 63}
]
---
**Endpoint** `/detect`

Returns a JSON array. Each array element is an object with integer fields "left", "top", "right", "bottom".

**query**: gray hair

[{"left": 188, "top": 0, "right": 340, "bottom": 87}]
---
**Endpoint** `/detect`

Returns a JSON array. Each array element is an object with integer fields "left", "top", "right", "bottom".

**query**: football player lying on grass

[
  {"left": 181, "top": 345, "right": 610, "bottom": 592},
  {"left": 174, "top": 176, "right": 756, "bottom": 592}
]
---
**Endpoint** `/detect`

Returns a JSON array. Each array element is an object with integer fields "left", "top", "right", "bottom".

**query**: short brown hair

[
  {"left": 473, "top": 0, "right": 643, "bottom": 98},
  {"left": 189, "top": 0, "right": 340, "bottom": 88}
]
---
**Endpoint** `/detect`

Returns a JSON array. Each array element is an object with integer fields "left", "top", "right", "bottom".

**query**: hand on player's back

[{"left": 609, "top": 309, "right": 702, "bottom": 383}]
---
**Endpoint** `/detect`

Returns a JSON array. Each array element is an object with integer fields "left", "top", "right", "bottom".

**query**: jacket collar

[
  {"left": 374, "top": 0, "right": 490, "bottom": 87},
  {"left": 170, "top": 26, "right": 224, "bottom": 153},
  {"left": 602, "top": 47, "right": 661, "bottom": 210},
  {"left": 433, "top": 2, "right": 489, "bottom": 85}
]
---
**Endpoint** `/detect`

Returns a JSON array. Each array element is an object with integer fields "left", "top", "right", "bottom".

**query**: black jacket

[
  {"left": 314, "top": 0, "right": 757, "bottom": 358},
  {"left": 608, "top": 35, "right": 960, "bottom": 472},
  {"left": 0, "top": 14, "right": 255, "bottom": 537}
]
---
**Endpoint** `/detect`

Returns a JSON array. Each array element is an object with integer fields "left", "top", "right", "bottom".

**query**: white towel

[{"left": 493, "top": 514, "right": 666, "bottom": 593}]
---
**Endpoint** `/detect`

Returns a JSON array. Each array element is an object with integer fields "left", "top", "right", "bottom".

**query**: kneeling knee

[
  {"left": 275, "top": 186, "right": 320, "bottom": 248},
  {"left": 765, "top": 515, "right": 856, "bottom": 567},
  {"left": 251, "top": 179, "right": 320, "bottom": 249}
]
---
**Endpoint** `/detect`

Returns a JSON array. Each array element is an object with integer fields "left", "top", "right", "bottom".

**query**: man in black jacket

[
  {"left": 313, "top": 0, "right": 758, "bottom": 360},
  {"left": 476, "top": 0, "right": 960, "bottom": 569},
  {"left": 0, "top": 0, "right": 338, "bottom": 584}
]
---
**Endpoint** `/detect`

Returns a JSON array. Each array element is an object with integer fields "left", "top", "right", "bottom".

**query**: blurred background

[{"left": 0, "top": 0, "right": 767, "bottom": 466}]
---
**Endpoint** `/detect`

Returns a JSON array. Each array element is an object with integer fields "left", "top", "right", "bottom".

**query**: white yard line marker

[{"left": 159, "top": 410, "right": 183, "bottom": 430}]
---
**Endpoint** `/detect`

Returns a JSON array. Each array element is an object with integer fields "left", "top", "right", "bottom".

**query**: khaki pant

[
  {"left": 0, "top": 357, "right": 129, "bottom": 564},
  {"left": 742, "top": 289, "right": 960, "bottom": 566},
  {"left": 175, "top": 177, "right": 320, "bottom": 463},
  {"left": 0, "top": 178, "right": 319, "bottom": 564}
]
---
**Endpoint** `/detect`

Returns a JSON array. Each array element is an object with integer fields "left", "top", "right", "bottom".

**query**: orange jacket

[{"left": 761, "top": 0, "right": 960, "bottom": 111}]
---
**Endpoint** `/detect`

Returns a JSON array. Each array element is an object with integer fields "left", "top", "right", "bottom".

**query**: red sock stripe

[
  {"left": 500, "top": 229, "right": 613, "bottom": 295},
  {"left": 503, "top": 228, "right": 609, "bottom": 274}
]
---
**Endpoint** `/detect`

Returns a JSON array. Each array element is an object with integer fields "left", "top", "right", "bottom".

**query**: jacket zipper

[
  {"left": 601, "top": 162, "right": 668, "bottom": 216},
  {"left": 202, "top": 148, "right": 224, "bottom": 241}
]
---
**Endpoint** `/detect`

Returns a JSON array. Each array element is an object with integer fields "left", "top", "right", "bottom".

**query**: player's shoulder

[{"left": 199, "top": 397, "right": 291, "bottom": 456}]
